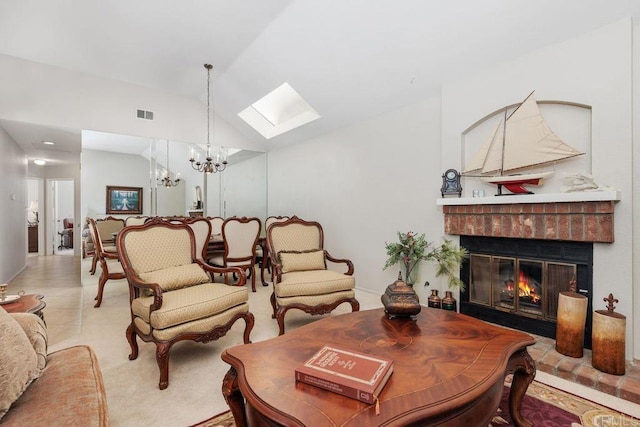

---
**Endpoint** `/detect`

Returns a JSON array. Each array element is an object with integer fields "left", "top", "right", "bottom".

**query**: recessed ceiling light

[
  {"left": 33, "top": 159, "right": 46, "bottom": 166},
  {"left": 42, "top": 141, "right": 55, "bottom": 145}
]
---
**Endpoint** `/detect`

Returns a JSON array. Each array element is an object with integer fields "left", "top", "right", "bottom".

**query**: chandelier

[
  {"left": 189, "top": 63, "right": 228, "bottom": 174},
  {"left": 157, "top": 140, "right": 180, "bottom": 187}
]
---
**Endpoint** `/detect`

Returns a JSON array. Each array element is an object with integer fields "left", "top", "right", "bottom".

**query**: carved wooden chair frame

[
  {"left": 117, "top": 217, "right": 255, "bottom": 389},
  {"left": 266, "top": 216, "right": 359, "bottom": 335}
]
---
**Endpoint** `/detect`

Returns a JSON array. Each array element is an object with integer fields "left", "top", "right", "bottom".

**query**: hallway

[{"left": 9, "top": 254, "right": 83, "bottom": 345}]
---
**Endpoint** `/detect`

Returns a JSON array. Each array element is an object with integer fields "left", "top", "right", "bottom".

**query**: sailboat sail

[{"left": 463, "top": 93, "right": 583, "bottom": 176}]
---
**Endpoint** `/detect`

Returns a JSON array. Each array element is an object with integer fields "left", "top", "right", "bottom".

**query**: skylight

[{"left": 238, "top": 83, "right": 320, "bottom": 139}]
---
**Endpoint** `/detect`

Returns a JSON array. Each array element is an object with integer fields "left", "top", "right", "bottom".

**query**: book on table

[{"left": 295, "top": 345, "right": 393, "bottom": 406}]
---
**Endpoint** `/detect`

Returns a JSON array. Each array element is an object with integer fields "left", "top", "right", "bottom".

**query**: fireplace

[{"left": 459, "top": 236, "right": 593, "bottom": 348}]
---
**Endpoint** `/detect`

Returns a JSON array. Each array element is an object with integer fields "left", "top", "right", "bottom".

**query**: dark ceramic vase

[
  {"left": 428, "top": 289, "right": 441, "bottom": 309},
  {"left": 441, "top": 291, "right": 457, "bottom": 311}
]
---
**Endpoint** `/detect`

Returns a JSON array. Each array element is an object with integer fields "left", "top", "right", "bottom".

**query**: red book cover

[{"left": 295, "top": 345, "right": 393, "bottom": 405}]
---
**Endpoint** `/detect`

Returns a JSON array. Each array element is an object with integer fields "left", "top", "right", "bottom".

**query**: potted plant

[{"left": 383, "top": 231, "right": 468, "bottom": 288}]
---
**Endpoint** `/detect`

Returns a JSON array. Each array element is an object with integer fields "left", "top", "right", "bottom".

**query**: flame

[{"left": 518, "top": 271, "right": 540, "bottom": 303}]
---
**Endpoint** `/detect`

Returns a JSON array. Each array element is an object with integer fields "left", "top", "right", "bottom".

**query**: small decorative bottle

[
  {"left": 441, "top": 291, "right": 457, "bottom": 311},
  {"left": 428, "top": 289, "right": 441, "bottom": 309}
]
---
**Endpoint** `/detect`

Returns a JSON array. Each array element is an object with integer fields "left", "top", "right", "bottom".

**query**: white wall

[
  {"left": 81, "top": 149, "right": 151, "bottom": 222},
  {"left": 268, "top": 95, "right": 446, "bottom": 301},
  {"left": 0, "top": 54, "right": 263, "bottom": 153},
  {"left": 156, "top": 185, "right": 186, "bottom": 217},
  {"left": 441, "top": 18, "right": 636, "bottom": 359},
  {"left": 0, "top": 126, "right": 27, "bottom": 282},
  {"left": 269, "top": 18, "right": 638, "bottom": 361},
  {"left": 632, "top": 18, "right": 640, "bottom": 361},
  {"left": 56, "top": 180, "right": 74, "bottom": 230},
  {"left": 223, "top": 154, "right": 267, "bottom": 220}
]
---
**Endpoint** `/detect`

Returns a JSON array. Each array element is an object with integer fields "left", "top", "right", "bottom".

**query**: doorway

[
  {"left": 27, "top": 178, "right": 44, "bottom": 255},
  {"left": 46, "top": 179, "right": 75, "bottom": 255}
]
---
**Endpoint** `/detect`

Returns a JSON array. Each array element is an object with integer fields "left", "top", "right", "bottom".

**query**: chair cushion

[
  {"left": 275, "top": 290, "right": 356, "bottom": 308},
  {"left": 279, "top": 249, "right": 326, "bottom": 273},
  {"left": 275, "top": 269, "right": 354, "bottom": 297},
  {"left": 0, "top": 345, "right": 109, "bottom": 427},
  {"left": 134, "top": 302, "right": 249, "bottom": 342},
  {"left": 138, "top": 264, "right": 210, "bottom": 292},
  {"left": 0, "top": 309, "right": 41, "bottom": 420},
  {"left": 10, "top": 314, "right": 47, "bottom": 370},
  {"left": 131, "top": 282, "right": 249, "bottom": 329}
]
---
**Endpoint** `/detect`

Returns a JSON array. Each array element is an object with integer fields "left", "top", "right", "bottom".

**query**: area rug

[
  {"left": 193, "top": 381, "right": 636, "bottom": 427},
  {"left": 490, "top": 381, "right": 636, "bottom": 426}
]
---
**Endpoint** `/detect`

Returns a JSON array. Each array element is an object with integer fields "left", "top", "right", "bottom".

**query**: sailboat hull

[{"left": 481, "top": 171, "right": 554, "bottom": 194}]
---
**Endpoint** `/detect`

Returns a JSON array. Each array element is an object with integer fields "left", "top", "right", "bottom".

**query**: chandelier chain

[
  {"left": 207, "top": 63, "right": 211, "bottom": 155},
  {"left": 189, "top": 63, "right": 227, "bottom": 174}
]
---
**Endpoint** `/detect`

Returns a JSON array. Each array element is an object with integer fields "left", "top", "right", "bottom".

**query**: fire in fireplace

[{"left": 460, "top": 236, "right": 593, "bottom": 347}]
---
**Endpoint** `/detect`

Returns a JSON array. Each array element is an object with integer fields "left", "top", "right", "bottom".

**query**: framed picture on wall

[{"left": 106, "top": 186, "right": 143, "bottom": 214}]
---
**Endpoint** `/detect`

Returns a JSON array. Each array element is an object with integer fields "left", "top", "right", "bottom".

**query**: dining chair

[
  {"left": 117, "top": 218, "right": 254, "bottom": 389},
  {"left": 125, "top": 216, "right": 149, "bottom": 226},
  {"left": 207, "top": 216, "right": 224, "bottom": 237},
  {"left": 266, "top": 216, "right": 359, "bottom": 335},
  {"left": 184, "top": 217, "right": 211, "bottom": 263},
  {"left": 89, "top": 216, "right": 125, "bottom": 275},
  {"left": 259, "top": 216, "right": 291, "bottom": 285},
  {"left": 88, "top": 217, "right": 126, "bottom": 308},
  {"left": 209, "top": 217, "right": 261, "bottom": 292}
]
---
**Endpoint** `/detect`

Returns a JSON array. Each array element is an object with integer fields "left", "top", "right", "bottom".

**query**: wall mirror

[{"left": 81, "top": 130, "right": 266, "bottom": 220}]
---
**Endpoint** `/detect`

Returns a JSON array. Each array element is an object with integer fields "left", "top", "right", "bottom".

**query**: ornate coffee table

[
  {"left": 1, "top": 294, "right": 46, "bottom": 322},
  {"left": 222, "top": 307, "right": 536, "bottom": 427}
]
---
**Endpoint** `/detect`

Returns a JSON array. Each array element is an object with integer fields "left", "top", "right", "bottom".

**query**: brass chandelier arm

[{"left": 157, "top": 139, "right": 180, "bottom": 187}]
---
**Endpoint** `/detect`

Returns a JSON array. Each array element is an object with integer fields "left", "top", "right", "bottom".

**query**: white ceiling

[{"left": 1, "top": 0, "right": 639, "bottom": 165}]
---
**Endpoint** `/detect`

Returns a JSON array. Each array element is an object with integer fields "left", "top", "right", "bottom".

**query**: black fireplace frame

[{"left": 460, "top": 236, "right": 593, "bottom": 348}]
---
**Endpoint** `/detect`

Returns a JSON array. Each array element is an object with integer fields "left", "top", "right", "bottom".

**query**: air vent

[{"left": 136, "top": 109, "right": 154, "bottom": 120}]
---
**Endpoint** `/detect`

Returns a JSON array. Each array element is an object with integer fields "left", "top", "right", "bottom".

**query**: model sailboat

[{"left": 463, "top": 92, "right": 584, "bottom": 195}]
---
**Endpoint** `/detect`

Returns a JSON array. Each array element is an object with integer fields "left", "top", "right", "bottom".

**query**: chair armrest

[
  {"left": 126, "top": 274, "right": 164, "bottom": 311},
  {"left": 271, "top": 261, "right": 284, "bottom": 284},
  {"left": 197, "top": 261, "right": 247, "bottom": 287},
  {"left": 325, "top": 252, "right": 354, "bottom": 275}
]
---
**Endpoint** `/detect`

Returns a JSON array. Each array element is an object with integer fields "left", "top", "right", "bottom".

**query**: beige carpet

[{"left": 50, "top": 260, "right": 638, "bottom": 426}]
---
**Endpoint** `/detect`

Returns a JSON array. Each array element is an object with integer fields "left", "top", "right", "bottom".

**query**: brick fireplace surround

[
  {"left": 442, "top": 199, "right": 614, "bottom": 242},
  {"left": 437, "top": 190, "right": 640, "bottom": 405}
]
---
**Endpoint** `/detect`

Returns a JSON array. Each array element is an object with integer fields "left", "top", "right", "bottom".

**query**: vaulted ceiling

[{"left": 1, "top": 0, "right": 639, "bottom": 164}]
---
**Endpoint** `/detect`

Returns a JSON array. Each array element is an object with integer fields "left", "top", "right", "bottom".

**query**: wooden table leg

[
  {"left": 507, "top": 348, "right": 536, "bottom": 427},
  {"left": 222, "top": 367, "right": 248, "bottom": 427}
]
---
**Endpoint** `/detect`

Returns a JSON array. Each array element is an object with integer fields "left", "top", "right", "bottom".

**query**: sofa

[{"left": 0, "top": 308, "right": 109, "bottom": 426}]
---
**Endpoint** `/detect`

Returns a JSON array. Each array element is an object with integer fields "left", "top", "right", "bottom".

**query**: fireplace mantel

[
  {"left": 436, "top": 190, "right": 621, "bottom": 206},
  {"left": 437, "top": 190, "right": 621, "bottom": 243}
]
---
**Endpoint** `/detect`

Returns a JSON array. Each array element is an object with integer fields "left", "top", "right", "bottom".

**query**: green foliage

[{"left": 383, "top": 231, "right": 468, "bottom": 288}]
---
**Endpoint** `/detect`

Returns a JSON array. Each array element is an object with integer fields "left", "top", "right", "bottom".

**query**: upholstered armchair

[
  {"left": 117, "top": 218, "right": 254, "bottom": 390},
  {"left": 266, "top": 216, "right": 359, "bottom": 335},
  {"left": 88, "top": 217, "right": 126, "bottom": 308}
]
